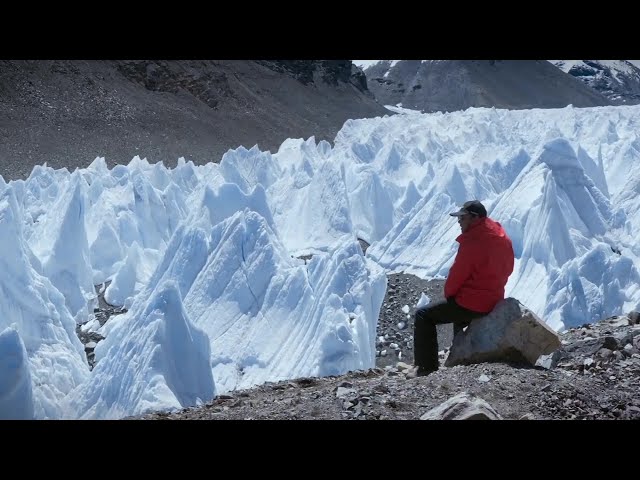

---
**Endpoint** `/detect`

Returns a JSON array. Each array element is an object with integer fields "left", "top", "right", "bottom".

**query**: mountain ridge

[
  {"left": 551, "top": 60, "right": 640, "bottom": 105},
  {"left": 360, "top": 60, "right": 614, "bottom": 112}
]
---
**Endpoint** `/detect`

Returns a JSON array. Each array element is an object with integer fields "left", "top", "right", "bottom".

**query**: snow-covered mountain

[
  {"left": 357, "top": 60, "right": 612, "bottom": 113},
  {"left": 550, "top": 60, "right": 640, "bottom": 105}
]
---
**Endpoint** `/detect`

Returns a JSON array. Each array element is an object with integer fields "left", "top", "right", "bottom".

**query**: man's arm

[{"left": 444, "top": 241, "right": 475, "bottom": 299}]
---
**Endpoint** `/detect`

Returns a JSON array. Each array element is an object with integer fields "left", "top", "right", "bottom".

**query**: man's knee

[
  {"left": 414, "top": 304, "right": 440, "bottom": 327},
  {"left": 414, "top": 306, "right": 427, "bottom": 327}
]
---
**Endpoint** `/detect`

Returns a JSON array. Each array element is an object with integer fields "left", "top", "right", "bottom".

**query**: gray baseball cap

[{"left": 449, "top": 200, "right": 487, "bottom": 218}]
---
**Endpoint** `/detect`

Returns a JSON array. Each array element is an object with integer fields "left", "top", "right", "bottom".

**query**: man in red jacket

[{"left": 410, "top": 200, "right": 514, "bottom": 377}]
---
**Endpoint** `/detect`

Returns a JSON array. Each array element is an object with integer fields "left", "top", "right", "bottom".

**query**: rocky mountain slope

[
  {"left": 550, "top": 60, "right": 640, "bottom": 105},
  {"left": 361, "top": 60, "right": 613, "bottom": 113},
  {"left": 0, "top": 60, "right": 389, "bottom": 180}
]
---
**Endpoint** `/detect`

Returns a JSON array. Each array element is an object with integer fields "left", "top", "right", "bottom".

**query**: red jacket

[{"left": 444, "top": 217, "right": 514, "bottom": 313}]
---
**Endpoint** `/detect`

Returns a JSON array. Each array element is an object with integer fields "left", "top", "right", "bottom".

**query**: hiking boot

[{"left": 406, "top": 366, "right": 436, "bottom": 378}]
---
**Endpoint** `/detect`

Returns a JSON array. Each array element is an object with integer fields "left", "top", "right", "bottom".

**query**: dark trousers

[{"left": 414, "top": 298, "right": 487, "bottom": 371}]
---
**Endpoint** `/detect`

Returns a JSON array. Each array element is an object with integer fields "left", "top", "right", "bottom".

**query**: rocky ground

[
  {"left": 375, "top": 273, "right": 451, "bottom": 369},
  {"left": 135, "top": 308, "right": 640, "bottom": 421},
  {"left": 81, "top": 273, "right": 640, "bottom": 420}
]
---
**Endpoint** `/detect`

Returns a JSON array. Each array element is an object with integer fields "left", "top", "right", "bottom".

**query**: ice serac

[
  {"left": 220, "top": 145, "right": 279, "bottom": 194},
  {"left": 28, "top": 172, "right": 96, "bottom": 321},
  {"left": 0, "top": 187, "right": 89, "bottom": 419},
  {"left": 68, "top": 280, "right": 215, "bottom": 420},
  {"left": 271, "top": 159, "right": 354, "bottom": 256},
  {"left": 346, "top": 166, "right": 394, "bottom": 243},
  {"left": 202, "top": 182, "right": 276, "bottom": 232},
  {"left": 616, "top": 160, "right": 640, "bottom": 255},
  {"left": 0, "top": 326, "right": 34, "bottom": 420},
  {"left": 540, "top": 139, "right": 609, "bottom": 237},
  {"left": 367, "top": 191, "right": 459, "bottom": 278},
  {"left": 104, "top": 242, "right": 140, "bottom": 308},
  {"left": 396, "top": 180, "right": 422, "bottom": 221},
  {"left": 544, "top": 244, "right": 640, "bottom": 329},
  {"left": 181, "top": 207, "right": 385, "bottom": 394},
  {"left": 493, "top": 138, "right": 640, "bottom": 331},
  {"left": 577, "top": 145, "right": 609, "bottom": 199},
  {"left": 129, "top": 166, "right": 171, "bottom": 250},
  {"left": 307, "top": 238, "right": 387, "bottom": 378},
  {"left": 524, "top": 169, "right": 576, "bottom": 266},
  {"left": 89, "top": 221, "right": 123, "bottom": 284}
]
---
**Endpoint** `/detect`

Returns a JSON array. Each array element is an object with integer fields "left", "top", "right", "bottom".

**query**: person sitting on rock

[{"left": 409, "top": 200, "right": 515, "bottom": 378}]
